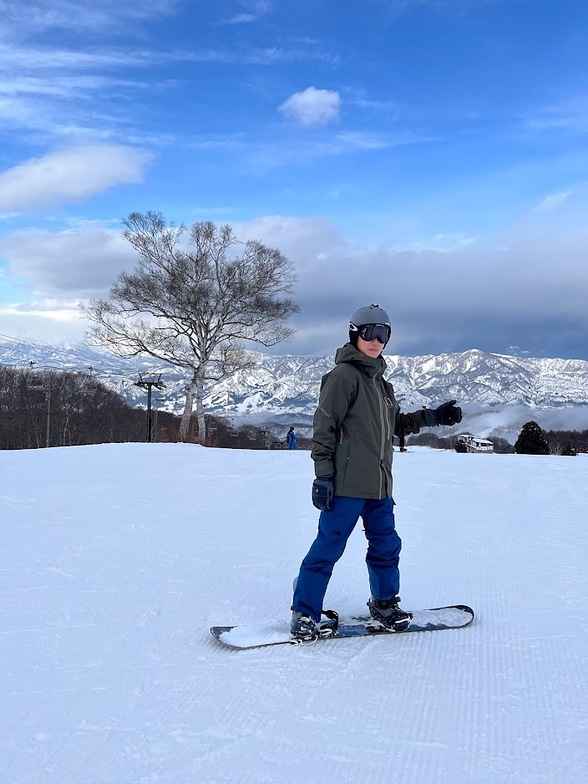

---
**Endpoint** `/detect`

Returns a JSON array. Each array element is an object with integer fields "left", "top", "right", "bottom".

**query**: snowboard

[{"left": 210, "top": 604, "right": 474, "bottom": 650}]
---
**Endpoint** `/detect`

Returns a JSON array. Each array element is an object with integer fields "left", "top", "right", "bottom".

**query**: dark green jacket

[{"left": 311, "top": 343, "right": 427, "bottom": 500}]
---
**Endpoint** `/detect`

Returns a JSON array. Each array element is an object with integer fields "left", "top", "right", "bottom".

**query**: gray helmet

[
  {"left": 349, "top": 303, "right": 391, "bottom": 330},
  {"left": 349, "top": 303, "right": 391, "bottom": 347}
]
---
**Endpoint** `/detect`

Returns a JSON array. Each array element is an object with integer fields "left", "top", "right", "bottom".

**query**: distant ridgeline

[
  {"left": 1, "top": 341, "right": 588, "bottom": 446},
  {"left": 1, "top": 363, "right": 587, "bottom": 453}
]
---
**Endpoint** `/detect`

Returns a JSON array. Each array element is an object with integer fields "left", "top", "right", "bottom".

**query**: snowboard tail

[{"left": 210, "top": 604, "right": 474, "bottom": 650}]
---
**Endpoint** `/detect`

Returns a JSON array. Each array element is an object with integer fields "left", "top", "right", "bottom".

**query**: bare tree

[{"left": 83, "top": 212, "right": 299, "bottom": 442}]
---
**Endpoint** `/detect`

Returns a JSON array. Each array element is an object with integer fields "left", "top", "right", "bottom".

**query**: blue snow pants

[{"left": 292, "top": 496, "right": 402, "bottom": 622}]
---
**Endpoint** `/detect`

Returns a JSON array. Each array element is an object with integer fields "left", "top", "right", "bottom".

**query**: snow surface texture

[{"left": 1, "top": 443, "right": 587, "bottom": 783}]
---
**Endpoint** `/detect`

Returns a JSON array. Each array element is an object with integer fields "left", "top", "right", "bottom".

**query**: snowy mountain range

[{"left": 2, "top": 339, "right": 588, "bottom": 440}]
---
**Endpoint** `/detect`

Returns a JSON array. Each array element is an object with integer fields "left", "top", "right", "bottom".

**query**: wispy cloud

[
  {"left": 370, "top": 0, "right": 511, "bottom": 21},
  {"left": 216, "top": 0, "right": 273, "bottom": 26},
  {"left": 0, "top": 3, "right": 186, "bottom": 144},
  {"left": 0, "top": 0, "right": 180, "bottom": 37},
  {"left": 402, "top": 232, "right": 478, "bottom": 252},
  {"left": 0, "top": 0, "right": 335, "bottom": 147},
  {"left": 0, "top": 36, "right": 337, "bottom": 146},
  {"left": 334, "top": 131, "right": 419, "bottom": 150},
  {"left": 533, "top": 190, "right": 572, "bottom": 213},
  {"left": 0, "top": 43, "right": 164, "bottom": 71},
  {"left": 200, "top": 46, "right": 338, "bottom": 66},
  {"left": 351, "top": 96, "right": 399, "bottom": 113},
  {"left": 0, "top": 72, "right": 152, "bottom": 136},
  {"left": 196, "top": 127, "right": 432, "bottom": 173},
  {"left": 524, "top": 95, "right": 588, "bottom": 136},
  {"left": 187, "top": 134, "right": 247, "bottom": 151}
]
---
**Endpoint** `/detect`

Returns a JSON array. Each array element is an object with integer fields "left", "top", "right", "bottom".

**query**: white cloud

[
  {"left": 231, "top": 215, "right": 345, "bottom": 268},
  {"left": 0, "top": 303, "right": 90, "bottom": 343},
  {"left": 0, "top": 299, "right": 82, "bottom": 322},
  {"left": 0, "top": 144, "right": 153, "bottom": 213},
  {"left": 2, "top": 199, "right": 587, "bottom": 357},
  {"left": 0, "top": 224, "right": 136, "bottom": 298},
  {"left": 278, "top": 87, "right": 341, "bottom": 127},
  {"left": 0, "top": 222, "right": 139, "bottom": 342},
  {"left": 229, "top": 211, "right": 588, "bottom": 358}
]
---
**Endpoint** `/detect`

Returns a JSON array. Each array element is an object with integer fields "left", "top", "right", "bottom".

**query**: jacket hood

[{"left": 334, "top": 342, "right": 387, "bottom": 377}]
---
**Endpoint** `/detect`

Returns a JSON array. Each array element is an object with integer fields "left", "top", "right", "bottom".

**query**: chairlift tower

[
  {"left": 28, "top": 361, "right": 52, "bottom": 448},
  {"left": 134, "top": 374, "right": 166, "bottom": 443}
]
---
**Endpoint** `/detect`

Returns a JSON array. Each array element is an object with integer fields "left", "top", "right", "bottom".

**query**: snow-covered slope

[{"left": 1, "top": 444, "right": 586, "bottom": 783}]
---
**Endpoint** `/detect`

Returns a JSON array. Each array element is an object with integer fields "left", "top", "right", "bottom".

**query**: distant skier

[
  {"left": 290, "top": 304, "right": 463, "bottom": 642},
  {"left": 286, "top": 427, "right": 298, "bottom": 450}
]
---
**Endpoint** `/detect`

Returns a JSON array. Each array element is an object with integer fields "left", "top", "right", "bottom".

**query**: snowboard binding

[{"left": 290, "top": 609, "right": 340, "bottom": 645}]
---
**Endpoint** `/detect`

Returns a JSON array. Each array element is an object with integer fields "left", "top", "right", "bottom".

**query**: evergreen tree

[{"left": 514, "top": 421, "right": 550, "bottom": 455}]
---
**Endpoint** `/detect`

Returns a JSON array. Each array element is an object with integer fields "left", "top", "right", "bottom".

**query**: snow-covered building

[{"left": 456, "top": 433, "right": 494, "bottom": 453}]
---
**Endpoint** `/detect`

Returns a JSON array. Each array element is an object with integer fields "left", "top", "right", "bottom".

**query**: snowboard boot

[
  {"left": 367, "top": 596, "right": 412, "bottom": 631},
  {"left": 290, "top": 611, "right": 319, "bottom": 643}
]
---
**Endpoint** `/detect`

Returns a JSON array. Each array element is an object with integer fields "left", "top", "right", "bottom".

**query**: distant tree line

[
  {"left": 4, "top": 365, "right": 584, "bottom": 455},
  {"left": 405, "top": 432, "right": 516, "bottom": 453},
  {"left": 0, "top": 366, "right": 145, "bottom": 449},
  {"left": 542, "top": 427, "right": 584, "bottom": 456},
  {"left": 0, "top": 365, "right": 292, "bottom": 451},
  {"left": 406, "top": 424, "right": 587, "bottom": 455},
  {"left": 515, "top": 421, "right": 582, "bottom": 456}
]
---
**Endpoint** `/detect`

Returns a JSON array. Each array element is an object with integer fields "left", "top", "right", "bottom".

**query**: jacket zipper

[{"left": 374, "top": 377, "right": 386, "bottom": 498}]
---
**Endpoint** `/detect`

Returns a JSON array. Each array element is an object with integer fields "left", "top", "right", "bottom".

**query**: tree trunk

[
  {"left": 179, "top": 380, "right": 196, "bottom": 442},
  {"left": 194, "top": 375, "right": 206, "bottom": 445}
]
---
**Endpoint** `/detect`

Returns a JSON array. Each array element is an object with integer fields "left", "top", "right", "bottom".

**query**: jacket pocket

[{"left": 334, "top": 436, "right": 352, "bottom": 483}]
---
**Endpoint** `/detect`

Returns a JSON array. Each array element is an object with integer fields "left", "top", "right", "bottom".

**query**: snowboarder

[
  {"left": 290, "top": 304, "right": 463, "bottom": 642},
  {"left": 286, "top": 427, "right": 298, "bottom": 450}
]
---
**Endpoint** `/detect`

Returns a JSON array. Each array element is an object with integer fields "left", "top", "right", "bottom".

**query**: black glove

[
  {"left": 312, "top": 475, "right": 334, "bottom": 512},
  {"left": 424, "top": 400, "right": 462, "bottom": 427}
]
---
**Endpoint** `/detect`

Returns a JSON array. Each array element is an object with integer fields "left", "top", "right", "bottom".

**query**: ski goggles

[{"left": 351, "top": 323, "right": 391, "bottom": 344}]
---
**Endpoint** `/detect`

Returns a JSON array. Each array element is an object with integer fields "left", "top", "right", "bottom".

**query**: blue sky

[{"left": 1, "top": 0, "right": 588, "bottom": 359}]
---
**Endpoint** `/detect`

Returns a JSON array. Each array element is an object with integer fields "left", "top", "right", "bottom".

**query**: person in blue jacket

[
  {"left": 286, "top": 427, "right": 298, "bottom": 450},
  {"left": 290, "top": 304, "right": 463, "bottom": 642}
]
